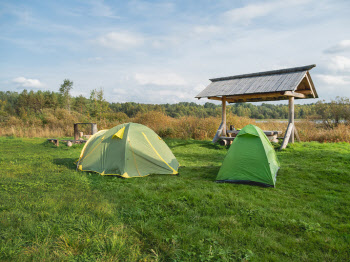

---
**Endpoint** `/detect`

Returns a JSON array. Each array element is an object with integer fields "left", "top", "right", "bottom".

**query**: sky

[{"left": 1, "top": 0, "right": 350, "bottom": 105}]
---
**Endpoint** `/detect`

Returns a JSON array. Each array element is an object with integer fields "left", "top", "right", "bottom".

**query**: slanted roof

[{"left": 196, "top": 64, "right": 318, "bottom": 103}]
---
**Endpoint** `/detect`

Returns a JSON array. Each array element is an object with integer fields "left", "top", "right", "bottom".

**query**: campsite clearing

[{"left": 0, "top": 137, "right": 349, "bottom": 261}]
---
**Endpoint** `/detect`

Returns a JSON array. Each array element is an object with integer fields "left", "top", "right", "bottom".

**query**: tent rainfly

[
  {"left": 216, "top": 124, "right": 280, "bottom": 187},
  {"left": 77, "top": 123, "right": 180, "bottom": 178},
  {"left": 195, "top": 65, "right": 318, "bottom": 149}
]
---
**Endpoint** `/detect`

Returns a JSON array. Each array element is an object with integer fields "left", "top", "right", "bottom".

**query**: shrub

[{"left": 2, "top": 110, "right": 350, "bottom": 142}]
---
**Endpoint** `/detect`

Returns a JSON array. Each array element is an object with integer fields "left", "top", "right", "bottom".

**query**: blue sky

[{"left": 1, "top": 0, "right": 350, "bottom": 104}]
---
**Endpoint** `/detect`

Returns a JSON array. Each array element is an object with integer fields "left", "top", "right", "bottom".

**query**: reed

[{"left": 1, "top": 111, "right": 350, "bottom": 142}]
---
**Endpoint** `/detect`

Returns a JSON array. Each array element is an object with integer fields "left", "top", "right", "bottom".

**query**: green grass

[{"left": 0, "top": 137, "right": 349, "bottom": 261}]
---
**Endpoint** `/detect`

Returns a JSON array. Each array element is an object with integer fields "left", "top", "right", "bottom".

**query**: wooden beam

[
  {"left": 207, "top": 96, "right": 222, "bottom": 101},
  {"left": 297, "top": 90, "right": 313, "bottom": 95},
  {"left": 226, "top": 92, "right": 284, "bottom": 101},
  {"left": 280, "top": 123, "right": 294, "bottom": 150},
  {"left": 212, "top": 122, "right": 224, "bottom": 143},
  {"left": 218, "top": 136, "right": 235, "bottom": 141},
  {"left": 206, "top": 84, "right": 314, "bottom": 103},
  {"left": 295, "top": 78, "right": 311, "bottom": 95},
  {"left": 283, "top": 91, "right": 306, "bottom": 98},
  {"left": 222, "top": 96, "right": 227, "bottom": 136},
  {"left": 91, "top": 123, "right": 98, "bottom": 135},
  {"left": 227, "top": 130, "right": 282, "bottom": 136},
  {"left": 305, "top": 72, "right": 317, "bottom": 98},
  {"left": 294, "top": 126, "right": 301, "bottom": 142},
  {"left": 288, "top": 96, "right": 295, "bottom": 143},
  {"left": 74, "top": 123, "right": 79, "bottom": 141}
]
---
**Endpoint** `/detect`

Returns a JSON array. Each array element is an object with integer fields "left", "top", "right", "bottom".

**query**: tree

[
  {"left": 73, "top": 95, "right": 88, "bottom": 114},
  {"left": 59, "top": 79, "right": 73, "bottom": 112},
  {"left": 0, "top": 99, "right": 8, "bottom": 122},
  {"left": 44, "top": 91, "right": 59, "bottom": 111},
  {"left": 35, "top": 90, "right": 45, "bottom": 112},
  {"left": 204, "top": 102, "right": 216, "bottom": 109},
  {"left": 315, "top": 97, "right": 350, "bottom": 128},
  {"left": 89, "top": 88, "right": 110, "bottom": 119}
]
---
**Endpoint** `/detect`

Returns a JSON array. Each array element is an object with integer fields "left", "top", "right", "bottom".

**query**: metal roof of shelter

[{"left": 196, "top": 65, "right": 317, "bottom": 103}]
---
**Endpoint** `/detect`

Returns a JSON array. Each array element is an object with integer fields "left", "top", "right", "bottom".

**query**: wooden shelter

[
  {"left": 195, "top": 65, "right": 318, "bottom": 149},
  {"left": 48, "top": 123, "right": 98, "bottom": 147},
  {"left": 74, "top": 123, "right": 98, "bottom": 141}
]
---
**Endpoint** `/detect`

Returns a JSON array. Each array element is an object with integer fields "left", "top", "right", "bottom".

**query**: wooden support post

[
  {"left": 91, "top": 123, "right": 98, "bottom": 135},
  {"left": 280, "top": 123, "right": 294, "bottom": 150},
  {"left": 212, "top": 122, "right": 224, "bottom": 143},
  {"left": 222, "top": 96, "right": 227, "bottom": 136},
  {"left": 288, "top": 96, "right": 294, "bottom": 143},
  {"left": 294, "top": 126, "right": 301, "bottom": 142},
  {"left": 74, "top": 123, "right": 79, "bottom": 141}
]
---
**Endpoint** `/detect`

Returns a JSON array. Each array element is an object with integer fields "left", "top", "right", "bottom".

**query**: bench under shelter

[{"left": 195, "top": 65, "right": 318, "bottom": 149}]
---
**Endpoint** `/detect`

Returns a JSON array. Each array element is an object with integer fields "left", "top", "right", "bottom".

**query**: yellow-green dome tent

[
  {"left": 77, "top": 123, "right": 179, "bottom": 178},
  {"left": 216, "top": 124, "right": 280, "bottom": 187}
]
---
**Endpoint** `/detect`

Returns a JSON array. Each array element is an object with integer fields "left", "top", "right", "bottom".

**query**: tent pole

[
  {"left": 222, "top": 96, "right": 227, "bottom": 136},
  {"left": 288, "top": 96, "right": 294, "bottom": 143}
]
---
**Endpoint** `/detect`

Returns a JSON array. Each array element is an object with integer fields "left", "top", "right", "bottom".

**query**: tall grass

[
  {"left": 1, "top": 137, "right": 349, "bottom": 260},
  {"left": 1, "top": 110, "right": 350, "bottom": 142}
]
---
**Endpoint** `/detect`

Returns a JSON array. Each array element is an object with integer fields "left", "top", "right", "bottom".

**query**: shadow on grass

[
  {"left": 53, "top": 158, "right": 78, "bottom": 170},
  {"left": 199, "top": 142, "right": 228, "bottom": 150},
  {"left": 42, "top": 140, "right": 58, "bottom": 148},
  {"left": 167, "top": 139, "right": 226, "bottom": 150},
  {"left": 175, "top": 152, "right": 225, "bottom": 165},
  {"left": 165, "top": 139, "right": 203, "bottom": 148},
  {"left": 181, "top": 165, "right": 219, "bottom": 181}
]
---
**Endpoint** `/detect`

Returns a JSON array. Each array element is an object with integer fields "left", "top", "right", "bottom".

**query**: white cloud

[
  {"left": 112, "top": 88, "right": 128, "bottom": 95},
  {"left": 90, "top": 0, "right": 119, "bottom": 18},
  {"left": 134, "top": 73, "right": 187, "bottom": 86},
  {"left": 12, "top": 77, "right": 44, "bottom": 88},
  {"left": 328, "top": 56, "right": 350, "bottom": 72},
  {"left": 128, "top": 1, "right": 175, "bottom": 15},
  {"left": 2, "top": 0, "right": 350, "bottom": 103},
  {"left": 223, "top": 0, "right": 307, "bottom": 24},
  {"left": 146, "top": 89, "right": 195, "bottom": 103},
  {"left": 151, "top": 36, "right": 182, "bottom": 49},
  {"left": 193, "top": 25, "right": 222, "bottom": 34},
  {"left": 96, "top": 32, "right": 144, "bottom": 50},
  {"left": 149, "top": 89, "right": 189, "bottom": 98},
  {"left": 87, "top": 56, "right": 103, "bottom": 62},
  {"left": 324, "top": 40, "right": 350, "bottom": 54},
  {"left": 315, "top": 74, "right": 350, "bottom": 85},
  {"left": 223, "top": 2, "right": 276, "bottom": 23}
]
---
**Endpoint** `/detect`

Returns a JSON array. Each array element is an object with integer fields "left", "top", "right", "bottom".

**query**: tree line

[{"left": 0, "top": 79, "right": 349, "bottom": 125}]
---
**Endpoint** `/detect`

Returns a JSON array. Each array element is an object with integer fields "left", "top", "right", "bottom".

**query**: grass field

[{"left": 0, "top": 137, "right": 349, "bottom": 261}]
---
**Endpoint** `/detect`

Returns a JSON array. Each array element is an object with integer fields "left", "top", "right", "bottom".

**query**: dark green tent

[
  {"left": 216, "top": 124, "right": 280, "bottom": 187},
  {"left": 77, "top": 123, "right": 179, "bottom": 178}
]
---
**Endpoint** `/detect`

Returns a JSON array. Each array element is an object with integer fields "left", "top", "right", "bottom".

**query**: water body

[{"left": 255, "top": 119, "right": 343, "bottom": 124}]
